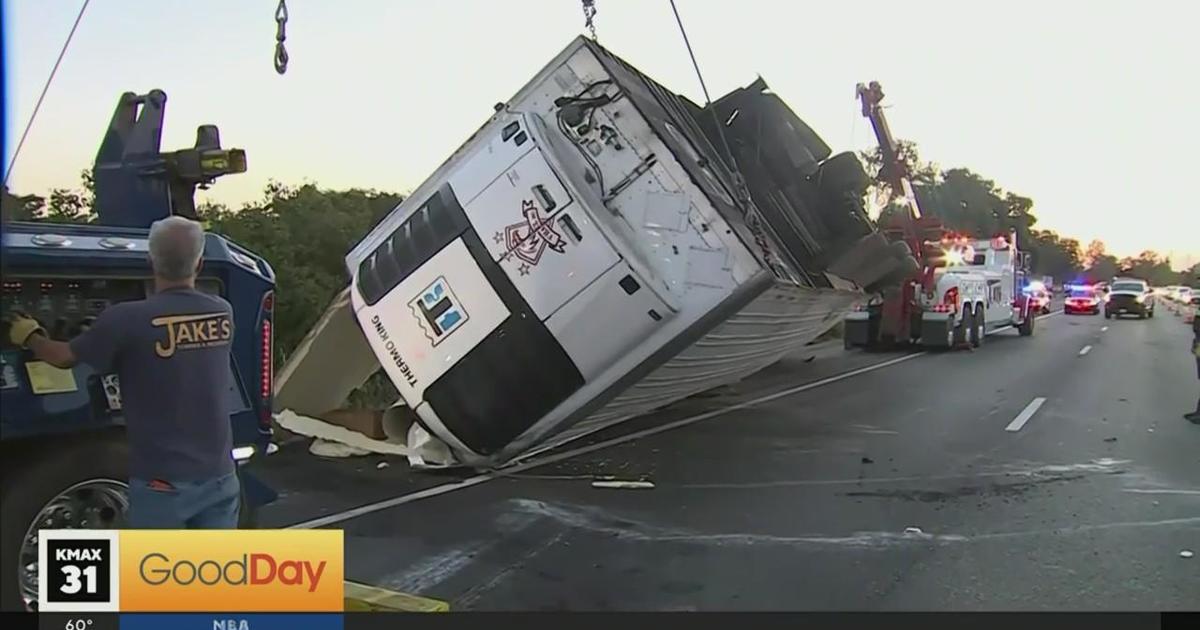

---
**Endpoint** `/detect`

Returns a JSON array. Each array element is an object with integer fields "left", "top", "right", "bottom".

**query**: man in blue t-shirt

[{"left": 7, "top": 216, "right": 241, "bottom": 528}]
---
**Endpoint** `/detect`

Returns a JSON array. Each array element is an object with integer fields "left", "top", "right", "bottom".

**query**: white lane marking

[
  {"left": 1079, "top": 345, "right": 1092, "bottom": 356},
  {"left": 289, "top": 352, "right": 927, "bottom": 529},
  {"left": 1005, "top": 397, "right": 1047, "bottom": 432},
  {"left": 986, "top": 309, "right": 1061, "bottom": 336},
  {"left": 1101, "top": 326, "right": 1108, "bottom": 332},
  {"left": 1123, "top": 489, "right": 1200, "bottom": 496}
]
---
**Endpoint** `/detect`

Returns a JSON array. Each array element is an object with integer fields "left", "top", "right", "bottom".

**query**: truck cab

[{"left": 0, "top": 91, "right": 277, "bottom": 611}]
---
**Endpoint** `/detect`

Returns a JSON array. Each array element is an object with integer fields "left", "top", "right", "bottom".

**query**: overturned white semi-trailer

[{"left": 275, "top": 37, "right": 914, "bottom": 469}]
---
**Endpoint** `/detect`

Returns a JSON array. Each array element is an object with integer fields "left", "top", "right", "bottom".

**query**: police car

[{"left": 1063, "top": 284, "right": 1102, "bottom": 315}]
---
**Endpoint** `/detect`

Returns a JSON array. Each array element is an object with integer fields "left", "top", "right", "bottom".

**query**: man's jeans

[{"left": 128, "top": 472, "right": 241, "bottom": 529}]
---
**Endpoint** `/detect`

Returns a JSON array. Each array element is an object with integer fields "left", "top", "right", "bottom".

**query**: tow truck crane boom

[{"left": 855, "top": 81, "right": 946, "bottom": 342}]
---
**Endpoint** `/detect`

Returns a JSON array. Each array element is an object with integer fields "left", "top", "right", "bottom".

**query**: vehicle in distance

[
  {"left": 1165, "top": 285, "right": 1192, "bottom": 304},
  {"left": 1104, "top": 278, "right": 1155, "bottom": 319},
  {"left": 1063, "top": 284, "right": 1102, "bottom": 315},
  {"left": 1024, "top": 282, "right": 1052, "bottom": 315}
]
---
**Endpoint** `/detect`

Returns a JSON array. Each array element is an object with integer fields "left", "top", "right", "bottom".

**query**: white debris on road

[
  {"left": 277, "top": 409, "right": 411, "bottom": 456},
  {"left": 309, "top": 439, "right": 371, "bottom": 458},
  {"left": 592, "top": 480, "right": 656, "bottom": 490}
]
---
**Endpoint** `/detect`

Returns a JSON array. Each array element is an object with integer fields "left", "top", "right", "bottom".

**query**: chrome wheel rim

[{"left": 18, "top": 479, "right": 128, "bottom": 610}]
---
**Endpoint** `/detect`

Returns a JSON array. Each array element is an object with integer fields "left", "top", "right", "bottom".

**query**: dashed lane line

[{"left": 1005, "top": 397, "right": 1047, "bottom": 432}]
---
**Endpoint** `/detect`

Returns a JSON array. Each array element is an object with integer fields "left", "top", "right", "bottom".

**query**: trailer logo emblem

[
  {"left": 409, "top": 277, "right": 468, "bottom": 345},
  {"left": 501, "top": 199, "right": 566, "bottom": 270}
]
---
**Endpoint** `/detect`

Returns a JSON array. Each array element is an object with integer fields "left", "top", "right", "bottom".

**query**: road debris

[
  {"left": 1103, "top": 437, "right": 1118, "bottom": 443},
  {"left": 903, "top": 526, "right": 924, "bottom": 535},
  {"left": 376, "top": 461, "right": 390, "bottom": 470},
  {"left": 309, "top": 438, "right": 371, "bottom": 458},
  {"left": 861, "top": 457, "right": 875, "bottom": 464},
  {"left": 1181, "top": 550, "right": 1194, "bottom": 559}
]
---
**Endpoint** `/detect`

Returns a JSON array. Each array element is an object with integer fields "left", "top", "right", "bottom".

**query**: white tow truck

[
  {"left": 846, "top": 232, "right": 1036, "bottom": 349},
  {"left": 842, "top": 81, "right": 1038, "bottom": 351},
  {"left": 921, "top": 233, "right": 1036, "bottom": 347}
]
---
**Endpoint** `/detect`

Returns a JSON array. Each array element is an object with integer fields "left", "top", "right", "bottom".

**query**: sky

[{"left": 3, "top": 0, "right": 1197, "bottom": 269}]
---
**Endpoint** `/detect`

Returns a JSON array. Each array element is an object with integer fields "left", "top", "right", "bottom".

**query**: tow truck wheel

[
  {"left": 1018, "top": 310, "right": 1035, "bottom": 336},
  {"left": 955, "top": 311, "right": 970, "bottom": 348},
  {"left": 1, "top": 434, "right": 256, "bottom": 610},
  {"left": 969, "top": 307, "right": 984, "bottom": 347},
  {"left": 0, "top": 433, "right": 128, "bottom": 611},
  {"left": 947, "top": 317, "right": 964, "bottom": 348}
]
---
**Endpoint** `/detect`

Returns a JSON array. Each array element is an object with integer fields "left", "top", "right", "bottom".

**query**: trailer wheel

[
  {"left": 1018, "top": 311, "right": 1035, "bottom": 336},
  {"left": 1, "top": 434, "right": 128, "bottom": 611}
]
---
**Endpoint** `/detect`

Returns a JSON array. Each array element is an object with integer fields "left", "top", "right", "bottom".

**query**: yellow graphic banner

[{"left": 118, "top": 530, "right": 343, "bottom": 612}]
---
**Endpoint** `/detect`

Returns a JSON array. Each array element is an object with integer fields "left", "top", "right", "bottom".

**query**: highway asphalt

[{"left": 257, "top": 302, "right": 1200, "bottom": 610}]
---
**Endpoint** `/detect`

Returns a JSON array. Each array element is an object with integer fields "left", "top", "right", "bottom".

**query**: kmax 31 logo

[
  {"left": 138, "top": 552, "right": 327, "bottom": 592},
  {"left": 119, "top": 530, "right": 343, "bottom": 612}
]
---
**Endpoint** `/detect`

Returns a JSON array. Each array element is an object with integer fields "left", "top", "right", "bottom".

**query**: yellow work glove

[{"left": 6, "top": 313, "right": 45, "bottom": 348}]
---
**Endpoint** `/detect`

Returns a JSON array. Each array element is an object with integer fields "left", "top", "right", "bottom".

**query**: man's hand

[{"left": 5, "top": 312, "right": 45, "bottom": 348}]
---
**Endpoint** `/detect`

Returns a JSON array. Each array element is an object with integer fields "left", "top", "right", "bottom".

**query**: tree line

[
  {"left": 3, "top": 155, "right": 1198, "bottom": 370},
  {"left": 862, "top": 141, "right": 1199, "bottom": 287},
  {"left": 1, "top": 173, "right": 401, "bottom": 372}
]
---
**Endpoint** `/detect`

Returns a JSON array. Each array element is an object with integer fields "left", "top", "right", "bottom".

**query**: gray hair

[{"left": 148, "top": 216, "right": 205, "bottom": 281}]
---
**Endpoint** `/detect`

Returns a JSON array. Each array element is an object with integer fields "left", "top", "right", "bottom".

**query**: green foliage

[
  {"left": 4, "top": 175, "right": 403, "bottom": 394},
  {"left": 2, "top": 170, "right": 96, "bottom": 223},
  {"left": 857, "top": 141, "right": 1200, "bottom": 286},
  {"left": 205, "top": 182, "right": 403, "bottom": 363},
  {"left": 1113, "top": 250, "right": 1187, "bottom": 287},
  {"left": 863, "top": 141, "right": 1076, "bottom": 277},
  {"left": 1, "top": 186, "right": 45, "bottom": 222}
]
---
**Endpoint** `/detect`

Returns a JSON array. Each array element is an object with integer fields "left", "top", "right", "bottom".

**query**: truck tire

[
  {"left": 970, "top": 305, "right": 984, "bottom": 347},
  {"left": 1, "top": 436, "right": 256, "bottom": 611},
  {"left": 1018, "top": 311, "right": 1035, "bottom": 336},
  {"left": 954, "top": 311, "right": 969, "bottom": 348},
  {"left": 1, "top": 434, "right": 128, "bottom": 611}
]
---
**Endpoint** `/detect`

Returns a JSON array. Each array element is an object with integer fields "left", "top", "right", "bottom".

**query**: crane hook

[
  {"left": 581, "top": 0, "right": 598, "bottom": 41},
  {"left": 274, "top": 0, "right": 289, "bottom": 74}
]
